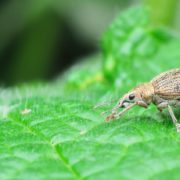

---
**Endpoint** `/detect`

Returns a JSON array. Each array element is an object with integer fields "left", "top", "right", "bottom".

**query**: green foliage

[
  {"left": 102, "top": 7, "right": 172, "bottom": 82},
  {"left": 0, "top": 6, "right": 180, "bottom": 180},
  {"left": 143, "top": 0, "right": 178, "bottom": 26}
]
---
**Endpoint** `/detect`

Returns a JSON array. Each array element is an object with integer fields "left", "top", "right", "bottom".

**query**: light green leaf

[{"left": 102, "top": 6, "right": 173, "bottom": 82}]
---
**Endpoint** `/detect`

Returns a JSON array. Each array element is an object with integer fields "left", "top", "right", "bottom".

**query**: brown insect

[{"left": 104, "top": 68, "right": 180, "bottom": 132}]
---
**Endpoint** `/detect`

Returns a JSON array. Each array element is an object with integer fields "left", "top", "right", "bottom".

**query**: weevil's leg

[
  {"left": 167, "top": 105, "right": 180, "bottom": 132},
  {"left": 157, "top": 102, "right": 168, "bottom": 112},
  {"left": 136, "top": 101, "right": 148, "bottom": 108},
  {"left": 174, "top": 100, "right": 180, "bottom": 107},
  {"left": 113, "top": 103, "right": 136, "bottom": 119}
]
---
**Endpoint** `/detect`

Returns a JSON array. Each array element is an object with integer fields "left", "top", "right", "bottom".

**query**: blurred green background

[{"left": 0, "top": 0, "right": 179, "bottom": 85}]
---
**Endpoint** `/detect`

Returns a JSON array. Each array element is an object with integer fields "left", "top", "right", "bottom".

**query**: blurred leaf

[
  {"left": 0, "top": 0, "right": 52, "bottom": 53},
  {"left": 7, "top": 12, "right": 60, "bottom": 84},
  {"left": 143, "top": 0, "right": 178, "bottom": 27},
  {"left": 102, "top": 6, "right": 173, "bottom": 82}
]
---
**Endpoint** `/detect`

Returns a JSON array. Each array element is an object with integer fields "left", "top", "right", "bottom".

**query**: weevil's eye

[{"left": 129, "top": 94, "right": 135, "bottom": 100}]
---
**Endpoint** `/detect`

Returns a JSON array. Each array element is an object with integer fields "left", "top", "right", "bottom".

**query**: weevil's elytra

[{"left": 105, "top": 68, "right": 180, "bottom": 132}]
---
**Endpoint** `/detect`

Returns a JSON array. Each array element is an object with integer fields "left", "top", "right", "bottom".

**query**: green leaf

[
  {"left": 101, "top": 6, "right": 173, "bottom": 82},
  {"left": 0, "top": 6, "right": 180, "bottom": 180}
]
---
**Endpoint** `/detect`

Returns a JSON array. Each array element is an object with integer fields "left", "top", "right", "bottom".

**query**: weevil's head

[
  {"left": 118, "top": 92, "right": 137, "bottom": 108},
  {"left": 117, "top": 83, "right": 154, "bottom": 108},
  {"left": 103, "top": 83, "right": 154, "bottom": 121}
]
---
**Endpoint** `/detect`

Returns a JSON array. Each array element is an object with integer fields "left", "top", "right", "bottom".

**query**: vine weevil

[{"left": 104, "top": 68, "right": 180, "bottom": 132}]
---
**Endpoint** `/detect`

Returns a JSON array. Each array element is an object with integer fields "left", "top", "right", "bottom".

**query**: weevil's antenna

[
  {"left": 93, "top": 100, "right": 117, "bottom": 109},
  {"left": 105, "top": 103, "right": 136, "bottom": 122},
  {"left": 101, "top": 109, "right": 112, "bottom": 115},
  {"left": 101, "top": 104, "right": 119, "bottom": 115}
]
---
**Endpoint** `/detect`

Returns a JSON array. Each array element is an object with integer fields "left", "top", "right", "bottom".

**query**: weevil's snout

[
  {"left": 118, "top": 92, "right": 136, "bottom": 108},
  {"left": 117, "top": 99, "right": 129, "bottom": 108},
  {"left": 104, "top": 91, "right": 137, "bottom": 122},
  {"left": 121, "top": 101, "right": 129, "bottom": 108}
]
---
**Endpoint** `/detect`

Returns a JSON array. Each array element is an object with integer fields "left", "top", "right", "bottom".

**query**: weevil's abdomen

[{"left": 151, "top": 68, "right": 180, "bottom": 100}]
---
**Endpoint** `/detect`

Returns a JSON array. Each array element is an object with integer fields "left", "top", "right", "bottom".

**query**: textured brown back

[{"left": 151, "top": 68, "right": 180, "bottom": 100}]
